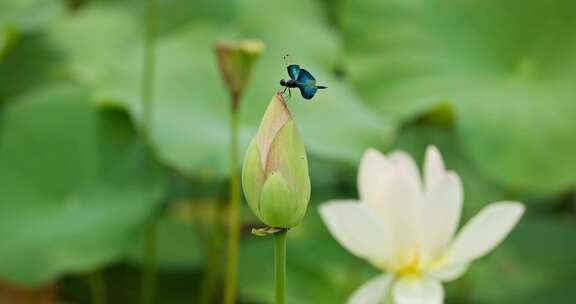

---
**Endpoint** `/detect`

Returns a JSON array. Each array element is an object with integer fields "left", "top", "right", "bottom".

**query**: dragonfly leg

[{"left": 282, "top": 89, "right": 292, "bottom": 102}]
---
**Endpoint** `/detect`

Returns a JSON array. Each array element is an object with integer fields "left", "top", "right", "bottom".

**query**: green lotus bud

[
  {"left": 242, "top": 93, "right": 311, "bottom": 228},
  {"left": 214, "top": 39, "right": 264, "bottom": 107}
]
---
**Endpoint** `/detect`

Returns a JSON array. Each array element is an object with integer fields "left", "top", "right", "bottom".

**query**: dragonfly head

[{"left": 280, "top": 79, "right": 287, "bottom": 87}]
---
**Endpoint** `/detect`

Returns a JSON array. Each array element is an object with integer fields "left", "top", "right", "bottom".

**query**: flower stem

[
  {"left": 274, "top": 229, "right": 287, "bottom": 304},
  {"left": 88, "top": 271, "right": 106, "bottom": 304},
  {"left": 224, "top": 97, "right": 241, "bottom": 304},
  {"left": 140, "top": 220, "right": 157, "bottom": 304},
  {"left": 199, "top": 203, "right": 224, "bottom": 304},
  {"left": 139, "top": 0, "right": 158, "bottom": 303},
  {"left": 141, "top": 0, "right": 156, "bottom": 141}
]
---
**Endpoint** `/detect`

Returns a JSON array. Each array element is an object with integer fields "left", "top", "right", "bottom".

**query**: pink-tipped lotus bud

[{"left": 242, "top": 93, "right": 311, "bottom": 228}]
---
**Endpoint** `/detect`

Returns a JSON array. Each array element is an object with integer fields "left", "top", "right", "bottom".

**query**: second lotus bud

[{"left": 214, "top": 39, "right": 264, "bottom": 103}]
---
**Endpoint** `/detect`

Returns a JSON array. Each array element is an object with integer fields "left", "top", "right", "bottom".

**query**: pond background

[{"left": 0, "top": 0, "right": 575, "bottom": 303}]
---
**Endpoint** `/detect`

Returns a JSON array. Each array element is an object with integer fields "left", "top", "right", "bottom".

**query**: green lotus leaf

[
  {"left": 0, "top": 84, "right": 165, "bottom": 286},
  {"left": 0, "top": 0, "right": 64, "bottom": 59},
  {"left": 342, "top": 0, "right": 576, "bottom": 195}
]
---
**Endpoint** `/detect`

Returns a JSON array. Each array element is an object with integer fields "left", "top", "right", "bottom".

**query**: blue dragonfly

[{"left": 279, "top": 55, "right": 327, "bottom": 100}]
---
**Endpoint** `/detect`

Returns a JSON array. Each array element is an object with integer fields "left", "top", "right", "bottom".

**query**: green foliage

[
  {"left": 0, "top": 0, "right": 64, "bottom": 60},
  {"left": 47, "top": 0, "right": 393, "bottom": 179},
  {"left": 0, "top": 84, "right": 165, "bottom": 286},
  {"left": 0, "top": 0, "right": 575, "bottom": 302},
  {"left": 0, "top": 0, "right": 63, "bottom": 31},
  {"left": 342, "top": 0, "right": 576, "bottom": 195},
  {"left": 128, "top": 209, "right": 204, "bottom": 270},
  {"left": 465, "top": 214, "right": 576, "bottom": 303}
]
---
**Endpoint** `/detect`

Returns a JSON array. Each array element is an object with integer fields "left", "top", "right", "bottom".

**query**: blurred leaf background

[{"left": 0, "top": 0, "right": 575, "bottom": 303}]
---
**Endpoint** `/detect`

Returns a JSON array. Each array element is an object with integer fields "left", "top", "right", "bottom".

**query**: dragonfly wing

[
  {"left": 287, "top": 65, "right": 300, "bottom": 80},
  {"left": 298, "top": 85, "right": 318, "bottom": 100},
  {"left": 296, "top": 68, "right": 318, "bottom": 99},
  {"left": 296, "top": 68, "right": 316, "bottom": 83}
]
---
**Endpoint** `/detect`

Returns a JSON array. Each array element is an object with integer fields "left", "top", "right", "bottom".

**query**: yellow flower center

[{"left": 398, "top": 255, "right": 421, "bottom": 276}]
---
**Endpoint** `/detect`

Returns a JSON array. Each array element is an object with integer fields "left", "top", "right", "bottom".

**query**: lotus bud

[
  {"left": 242, "top": 93, "right": 311, "bottom": 228},
  {"left": 214, "top": 39, "right": 264, "bottom": 109}
]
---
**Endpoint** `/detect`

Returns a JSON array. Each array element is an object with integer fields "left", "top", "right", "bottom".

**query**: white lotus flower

[{"left": 319, "top": 146, "right": 524, "bottom": 304}]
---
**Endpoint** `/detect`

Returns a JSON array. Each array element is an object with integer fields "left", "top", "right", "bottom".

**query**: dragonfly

[{"left": 279, "top": 55, "right": 327, "bottom": 100}]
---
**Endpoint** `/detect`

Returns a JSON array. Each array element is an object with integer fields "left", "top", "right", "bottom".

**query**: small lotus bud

[
  {"left": 242, "top": 93, "right": 311, "bottom": 228},
  {"left": 214, "top": 39, "right": 264, "bottom": 108}
]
